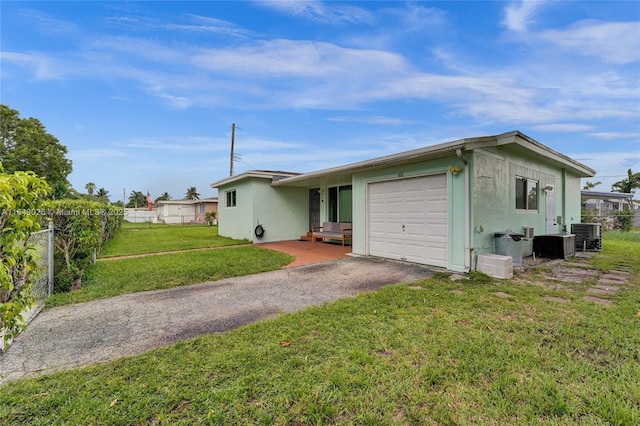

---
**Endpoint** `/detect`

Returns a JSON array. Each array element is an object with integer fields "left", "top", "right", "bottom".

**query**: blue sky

[{"left": 2, "top": 1, "right": 639, "bottom": 202}]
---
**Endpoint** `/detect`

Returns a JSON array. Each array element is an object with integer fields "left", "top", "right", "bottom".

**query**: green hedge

[
  {"left": 44, "top": 200, "right": 123, "bottom": 292},
  {"left": 0, "top": 168, "right": 51, "bottom": 347}
]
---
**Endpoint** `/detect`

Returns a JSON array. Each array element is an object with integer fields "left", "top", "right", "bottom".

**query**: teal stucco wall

[
  {"left": 471, "top": 147, "right": 584, "bottom": 265},
  {"left": 352, "top": 155, "right": 467, "bottom": 272},
  {"left": 218, "top": 177, "right": 308, "bottom": 243}
]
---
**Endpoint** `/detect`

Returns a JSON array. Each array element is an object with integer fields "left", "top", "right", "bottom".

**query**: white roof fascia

[
  {"left": 500, "top": 131, "right": 596, "bottom": 177},
  {"left": 211, "top": 170, "right": 300, "bottom": 188},
  {"left": 156, "top": 200, "right": 198, "bottom": 205},
  {"left": 581, "top": 190, "right": 634, "bottom": 199},
  {"left": 272, "top": 139, "right": 470, "bottom": 187}
]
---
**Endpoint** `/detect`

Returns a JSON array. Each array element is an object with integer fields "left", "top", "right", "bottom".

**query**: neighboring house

[
  {"left": 581, "top": 190, "right": 634, "bottom": 215},
  {"left": 581, "top": 190, "right": 637, "bottom": 228},
  {"left": 211, "top": 131, "right": 595, "bottom": 272},
  {"left": 157, "top": 198, "right": 218, "bottom": 224}
]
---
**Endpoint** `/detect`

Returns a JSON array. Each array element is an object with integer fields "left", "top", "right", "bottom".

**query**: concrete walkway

[{"left": 0, "top": 257, "right": 432, "bottom": 384}]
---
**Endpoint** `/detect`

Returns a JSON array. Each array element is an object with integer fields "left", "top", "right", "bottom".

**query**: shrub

[
  {"left": 205, "top": 211, "right": 217, "bottom": 226},
  {"left": 45, "top": 199, "right": 123, "bottom": 292},
  {"left": 0, "top": 166, "right": 51, "bottom": 347},
  {"left": 614, "top": 209, "right": 634, "bottom": 232}
]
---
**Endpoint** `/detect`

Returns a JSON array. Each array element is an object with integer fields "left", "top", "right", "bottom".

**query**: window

[
  {"left": 226, "top": 190, "right": 236, "bottom": 207},
  {"left": 328, "top": 185, "right": 352, "bottom": 222},
  {"left": 200, "top": 204, "right": 205, "bottom": 213},
  {"left": 516, "top": 177, "right": 538, "bottom": 211}
]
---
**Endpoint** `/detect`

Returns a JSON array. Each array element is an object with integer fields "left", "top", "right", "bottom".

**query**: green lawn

[
  {"left": 2, "top": 231, "right": 638, "bottom": 424},
  {"left": 99, "top": 222, "right": 247, "bottom": 258},
  {"left": 46, "top": 246, "right": 294, "bottom": 308}
]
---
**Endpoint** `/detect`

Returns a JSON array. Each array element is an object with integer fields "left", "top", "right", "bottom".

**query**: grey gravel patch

[
  {"left": 592, "top": 284, "right": 620, "bottom": 292},
  {"left": 583, "top": 296, "right": 612, "bottom": 305},
  {"left": 449, "top": 274, "right": 466, "bottom": 281},
  {"left": 543, "top": 296, "right": 569, "bottom": 303},
  {"left": 598, "top": 278, "right": 628, "bottom": 286},
  {"left": 543, "top": 266, "right": 600, "bottom": 283},
  {"left": 450, "top": 289, "right": 465, "bottom": 295},
  {"left": 607, "top": 271, "right": 630, "bottom": 277},
  {"left": 601, "top": 273, "right": 628, "bottom": 281},
  {"left": 587, "top": 287, "right": 617, "bottom": 296},
  {"left": 492, "top": 292, "right": 513, "bottom": 299}
]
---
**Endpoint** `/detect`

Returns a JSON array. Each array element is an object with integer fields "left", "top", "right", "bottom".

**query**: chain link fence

[
  {"left": 27, "top": 222, "right": 55, "bottom": 305},
  {"left": 1, "top": 223, "right": 54, "bottom": 351}
]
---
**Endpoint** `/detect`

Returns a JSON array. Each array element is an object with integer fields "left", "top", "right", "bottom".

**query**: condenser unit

[
  {"left": 522, "top": 226, "right": 534, "bottom": 240},
  {"left": 571, "top": 223, "right": 602, "bottom": 251},
  {"left": 533, "top": 234, "right": 576, "bottom": 259}
]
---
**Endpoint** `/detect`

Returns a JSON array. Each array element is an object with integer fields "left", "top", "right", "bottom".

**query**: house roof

[
  {"left": 156, "top": 198, "right": 218, "bottom": 205},
  {"left": 269, "top": 130, "right": 596, "bottom": 187},
  {"left": 210, "top": 131, "right": 596, "bottom": 189},
  {"left": 581, "top": 190, "right": 634, "bottom": 200},
  {"left": 211, "top": 170, "right": 301, "bottom": 188},
  {"left": 156, "top": 199, "right": 198, "bottom": 205}
]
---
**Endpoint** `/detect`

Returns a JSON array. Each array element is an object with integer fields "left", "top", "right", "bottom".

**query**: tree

[
  {"left": 185, "top": 187, "right": 200, "bottom": 200},
  {"left": 611, "top": 168, "right": 640, "bottom": 194},
  {"left": 0, "top": 105, "right": 73, "bottom": 193},
  {"left": 126, "top": 191, "right": 147, "bottom": 208},
  {"left": 583, "top": 181, "right": 601, "bottom": 190},
  {"left": 85, "top": 182, "right": 96, "bottom": 196},
  {"left": 156, "top": 192, "right": 172, "bottom": 201},
  {"left": 96, "top": 188, "right": 110, "bottom": 202}
]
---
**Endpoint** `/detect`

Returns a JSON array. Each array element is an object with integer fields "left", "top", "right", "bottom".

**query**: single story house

[
  {"left": 581, "top": 190, "right": 638, "bottom": 228},
  {"left": 211, "top": 130, "right": 596, "bottom": 272},
  {"left": 581, "top": 190, "right": 634, "bottom": 214},
  {"left": 157, "top": 198, "right": 218, "bottom": 224}
]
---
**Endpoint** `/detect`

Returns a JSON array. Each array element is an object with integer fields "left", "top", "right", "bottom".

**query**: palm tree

[
  {"left": 85, "top": 182, "right": 96, "bottom": 196},
  {"left": 185, "top": 187, "right": 200, "bottom": 200},
  {"left": 96, "top": 188, "right": 109, "bottom": 202},
  {"left": 156, "top": 192, "right": 172, "bottom": 201},
  {"left": 612, "top": 168, "right": 640, "bottom": 193},
  {"left": 126, "top": 191, "right": 147, "bottom": 208},
  {"left": 583, "top": 181, "right": 601, "bottom": 190}
]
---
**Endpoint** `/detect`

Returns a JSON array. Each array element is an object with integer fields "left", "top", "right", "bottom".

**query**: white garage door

[{"left": 368, "top": 174, "right": 448, "bottom": 267}]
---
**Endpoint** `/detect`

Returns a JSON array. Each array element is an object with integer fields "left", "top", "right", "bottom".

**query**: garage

[{"left": 367, "top": 174, "right": 448, "bottom": 267}]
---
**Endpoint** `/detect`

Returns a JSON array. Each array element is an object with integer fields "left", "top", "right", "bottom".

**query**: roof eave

[{"left": 211, "top": 170, "right": 300, "bottom": 188}]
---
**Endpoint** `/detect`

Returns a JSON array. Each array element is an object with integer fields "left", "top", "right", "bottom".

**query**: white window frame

[
  {"left": 516, "top": 177, "right": 538, "bottom": 211},
  {"left": 226, "top": 189, "right": 237, "bottom": 208}
]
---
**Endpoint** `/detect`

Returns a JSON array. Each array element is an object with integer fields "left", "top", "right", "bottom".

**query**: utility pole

[{"left": 230, "top": 123, "right": 235, "bottom": 177}]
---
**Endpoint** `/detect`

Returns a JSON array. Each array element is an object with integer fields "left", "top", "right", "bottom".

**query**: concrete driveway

[{"left": 0, "top": 257, "right": 432, "bottom": 384}]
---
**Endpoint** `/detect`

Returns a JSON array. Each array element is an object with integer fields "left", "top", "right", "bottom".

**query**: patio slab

[{"left": 257, "top": 240, "right": 351, "bottom": 268}]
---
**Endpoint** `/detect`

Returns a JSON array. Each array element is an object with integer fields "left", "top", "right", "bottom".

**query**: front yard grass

[
  {"left": 46, "top": 246, "right": 294, "bottom": 308},
  {"left": 99, "top": 222, "right": 246, "bottom": 258},
  {"left": 2, "top": 231, "right": 638, "bottom": 424}
]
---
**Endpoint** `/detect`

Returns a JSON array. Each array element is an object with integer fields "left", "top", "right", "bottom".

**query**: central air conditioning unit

[
  {"left": 571, "top": 223, "right": 602, "bottom": 251},
  {"left": 522, "top": 226, "right": 534, "bottom": 240},
  {"left": 533, "top": 234, "right": 576, "bottom": 259}
]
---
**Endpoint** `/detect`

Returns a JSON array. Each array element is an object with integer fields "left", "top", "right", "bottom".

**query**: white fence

[{"left": 123, "top": 208, "right": 158, "bottom": 223}]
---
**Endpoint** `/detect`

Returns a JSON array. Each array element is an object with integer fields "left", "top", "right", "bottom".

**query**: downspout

[{"left": 456, "top": 149, "right": 471, "bottom": 272}]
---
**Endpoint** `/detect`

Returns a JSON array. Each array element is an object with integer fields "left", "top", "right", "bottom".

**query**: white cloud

[
  {"left": 533, "top": 124, "right": 594, "bottom": 132},
  {"left": 254, "top": 0, "right": 374, "bottom": 25},
  {"left": 328, "top": 115, "right": 414, "bottom": 125},
  {"left": 502, "top": 0, "right": 546, "bottom": 32},
  {"left": 569, "top": 150, "right": 640, "bottom": 192},
  {"left": 0, "top": 52, "right": 59, "bottom": 80},
  {"left": 69, "top": 149, "right": 127, "bottom": 160},
  {"left": 541, "top": 20, "right": 640, "bottom": 65},
  {"left": 589, "top": 132, "right": 640, "bottom": 140}
]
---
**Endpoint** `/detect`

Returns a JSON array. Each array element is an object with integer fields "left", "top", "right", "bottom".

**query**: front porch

[{"left": 256, "top": 239, "right": 352, "bottom": 268}]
